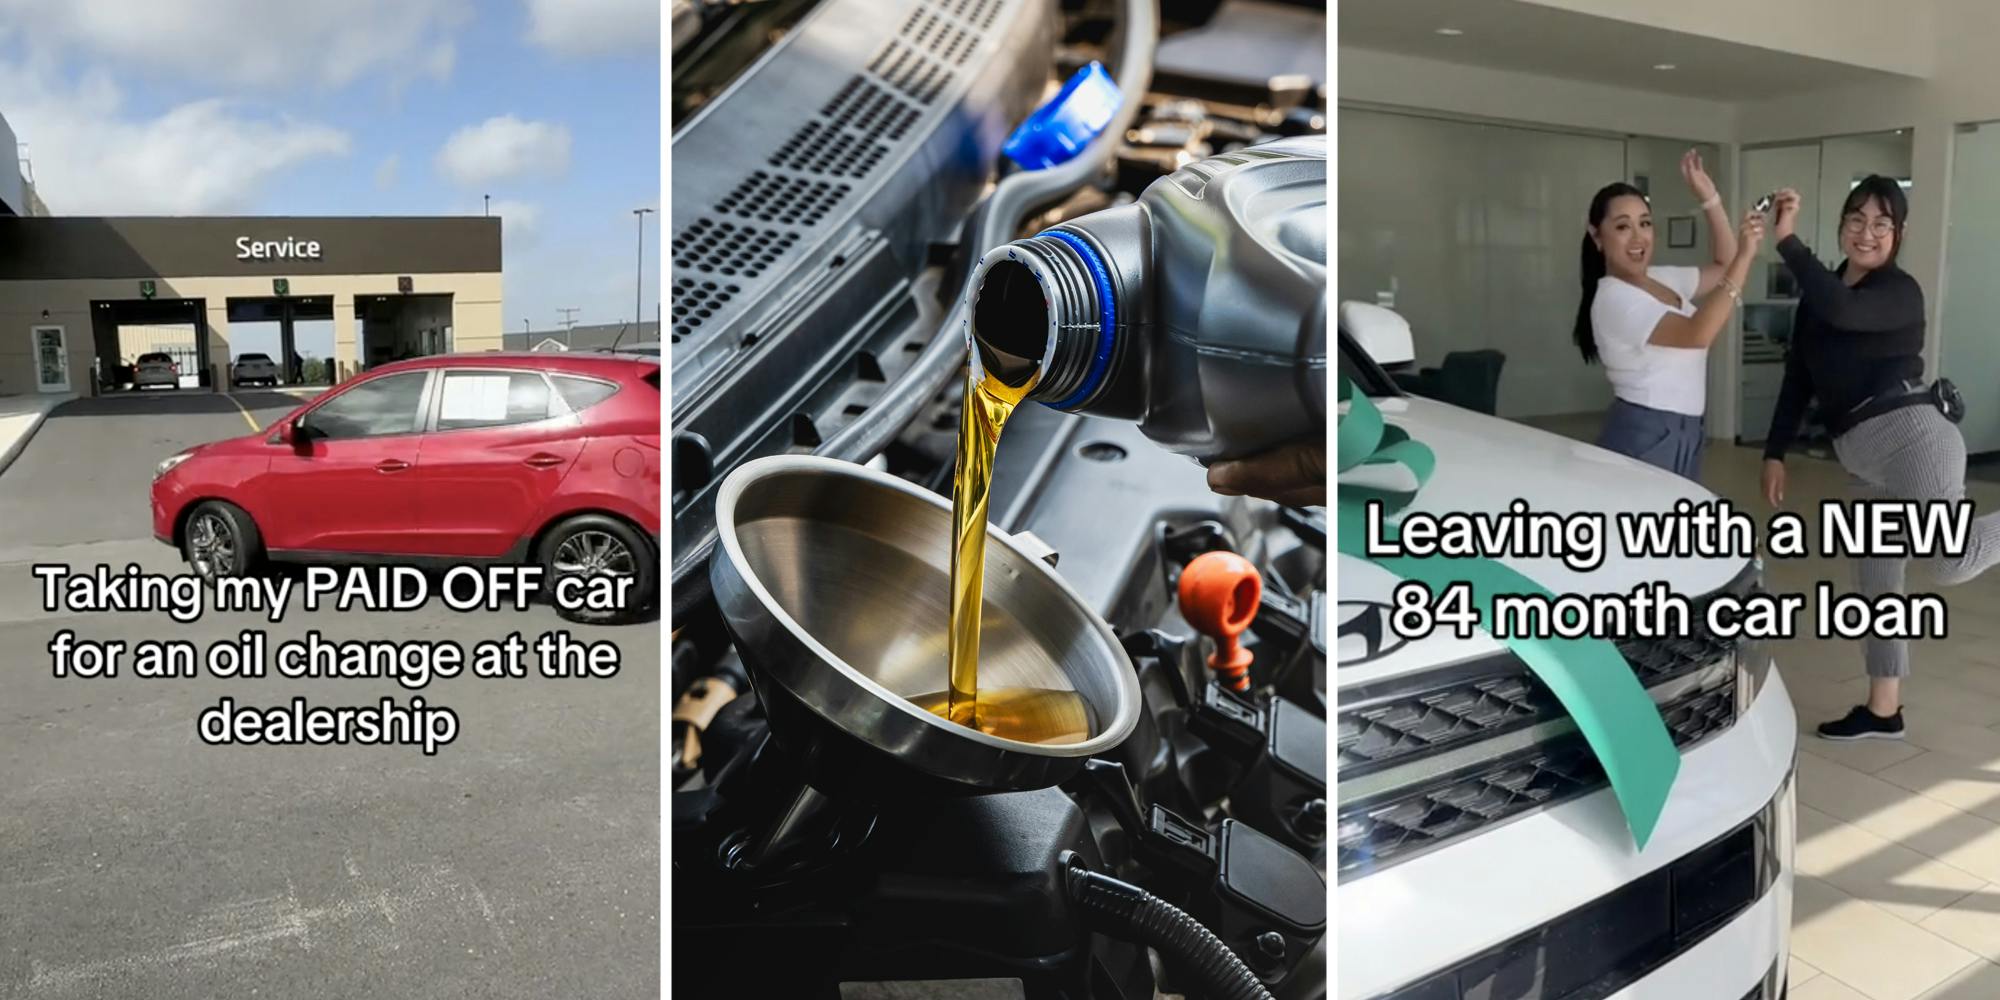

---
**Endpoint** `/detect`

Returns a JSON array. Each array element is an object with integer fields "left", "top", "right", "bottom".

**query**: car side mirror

[
  {"left": 290, "top": 414, "right": 315, "bottom": 446},
  {"left": 1339, "top": 300, "right": 1416, "bottom": 369}
]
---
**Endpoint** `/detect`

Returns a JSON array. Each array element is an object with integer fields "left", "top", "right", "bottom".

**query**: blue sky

[{"left": 0, "top": 0, "right": 661, "bottom": 354}]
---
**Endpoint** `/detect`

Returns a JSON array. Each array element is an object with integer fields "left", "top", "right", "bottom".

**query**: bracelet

[
  {"left": 1699, "top": 194, "right": 1721, "bottom": 211},
  {"left": 1717, "top": 276, "right": 1740, "bottom": 301}
]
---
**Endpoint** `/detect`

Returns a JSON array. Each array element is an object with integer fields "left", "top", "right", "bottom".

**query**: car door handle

[
  {"left": 375, "top": 459, "right": 411, "bottom": 473},
  {"left": 524, "top": 453, "right": 566, "bottom": 468}
]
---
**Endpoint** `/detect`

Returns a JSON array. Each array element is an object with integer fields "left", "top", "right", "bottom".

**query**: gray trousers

[
  {"left": 1833, "top": 404, "right": 2000, "bottom": 678},
  {"left": 1599, "top": 398, "right": 1705, "bottom": 482}
]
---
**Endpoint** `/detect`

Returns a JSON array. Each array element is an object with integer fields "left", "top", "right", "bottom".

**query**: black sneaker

[{"left": 1817, "top": 706, "right": 1906, "bottom": 741}]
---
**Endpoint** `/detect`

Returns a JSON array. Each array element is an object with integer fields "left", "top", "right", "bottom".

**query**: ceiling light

[
  {"left": 1654, "top": 63, "right": 1677, "bottom": 70},
  {"left": 1435, "top": 27, "right": 1464, "bottom": 36}
]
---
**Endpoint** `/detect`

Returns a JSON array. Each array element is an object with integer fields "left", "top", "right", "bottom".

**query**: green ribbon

[{"left": 1337, "top": 377, "right": 1681, "bottom": 850}]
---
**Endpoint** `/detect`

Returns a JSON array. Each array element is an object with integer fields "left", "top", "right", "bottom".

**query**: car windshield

[
  {"left": 1337, "top": 330, "right": 1397, "bottom": 398},
  {"left": 240, "top": 354, "right": 270, "bottom": 362},
  {"left": 139, "top": 354, "right": 170, "bottom": 364}
]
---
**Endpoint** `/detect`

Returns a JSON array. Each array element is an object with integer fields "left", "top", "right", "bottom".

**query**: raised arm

[
  {"left": 1774, "top": 236, "right": 1922, "bottom": 332},
  {"left": 1647, "top": 208, "right": 1764, "bottom": 350},
  {"left": 1682, "top": 149, "right": 1735, "bottom": 298},
  {"left": 1771, "top": 189, "right": 1924, "bottom": 332}
]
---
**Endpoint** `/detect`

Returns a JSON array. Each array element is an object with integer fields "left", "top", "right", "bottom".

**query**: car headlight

[{"left": 155, "top": 452, "right": 193, "bottom": 481}]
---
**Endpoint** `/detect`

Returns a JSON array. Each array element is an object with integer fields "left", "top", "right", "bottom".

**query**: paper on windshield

[{"left": 441, "top": 375, "right": 510, "bottom": 422}]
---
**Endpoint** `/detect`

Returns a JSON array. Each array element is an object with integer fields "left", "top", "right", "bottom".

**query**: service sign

[{"left": 235, "top": 237, "right": 322, "bottom": 262}]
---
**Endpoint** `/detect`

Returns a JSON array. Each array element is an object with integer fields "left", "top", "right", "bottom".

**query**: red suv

[{"left": 152, "top": 353, "right": 661, "bottom": 623}]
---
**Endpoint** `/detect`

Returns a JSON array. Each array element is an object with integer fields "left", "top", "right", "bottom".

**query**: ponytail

[
  {"left": 1575, "top": 233, "right": 1605, "bottom": 365},
  {"left": 1574, "top": 181, "right": 1647, "bottom": 366}
]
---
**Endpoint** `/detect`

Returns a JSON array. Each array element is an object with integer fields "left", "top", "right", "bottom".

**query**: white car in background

[
  {"left": 133, "top": 352, "right": 179, "bottom": 391},
  {"left": 232, "top": 353, "right": 279, "bottom": 387},
  {"left": 1336, "top": 303, "right": 1796, "bottom": 1000}
]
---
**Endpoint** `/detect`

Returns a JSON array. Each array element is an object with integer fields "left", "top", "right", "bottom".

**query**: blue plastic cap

[{"left": 1003, "top": 62, "right": 1122, "bottom": 171}]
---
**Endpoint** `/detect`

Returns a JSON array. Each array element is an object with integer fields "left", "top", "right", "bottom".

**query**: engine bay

[{"left": 670, "top": 1, "right": 1328, "bottom": 996}]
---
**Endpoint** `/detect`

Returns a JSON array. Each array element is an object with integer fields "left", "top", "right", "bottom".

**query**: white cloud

[
  {"left": 374, "top": 154, "right": 401, "bottom": 190},
  {"left": 524, "top": 0, "right": 661, "bottom": 57},
  {"left": 435, "top": 115, "right": 572, "bottom": 188},
  {"left": 0, "top": 0, "right": 473, "bottom": 91},
  {"left": 0, "top": 58, "right": 350, "bottom": 214},
  {"left": 487, "top": 199, "right": 542, "bottom": 247}
]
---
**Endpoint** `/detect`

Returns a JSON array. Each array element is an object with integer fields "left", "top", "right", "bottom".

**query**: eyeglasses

[{"left": 1842, "top": 216, "right": 1897, "bottom": 238}]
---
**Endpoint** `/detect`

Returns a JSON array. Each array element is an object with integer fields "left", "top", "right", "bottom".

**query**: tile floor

[{"left": 1533, "top": 413, "right": 2000, "bottom": 1000}]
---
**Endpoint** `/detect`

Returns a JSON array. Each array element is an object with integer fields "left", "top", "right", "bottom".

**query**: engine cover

[{"left": 668, "top": 0, "right": 1057, "bottom": 596}]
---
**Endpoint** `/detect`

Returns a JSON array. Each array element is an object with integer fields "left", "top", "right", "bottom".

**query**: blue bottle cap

[{"left": 1002, "top": 61, "right": 1122, "bottom": 171}]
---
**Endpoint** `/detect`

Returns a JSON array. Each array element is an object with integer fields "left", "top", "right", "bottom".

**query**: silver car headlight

[{"left": 155, "top": 451, "right": 193, "bottom": 481}]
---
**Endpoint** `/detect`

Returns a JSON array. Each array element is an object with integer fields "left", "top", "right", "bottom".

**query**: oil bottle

[
  {"left": 934, "top": 136, "right": 1324, "bottom": 745},
  {"left": 965, "top": 134, "right": 1327, "bottom": 462}
]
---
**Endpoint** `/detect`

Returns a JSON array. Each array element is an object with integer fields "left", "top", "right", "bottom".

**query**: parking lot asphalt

[{"left": 0, "top": 390, "right": 660, "bottom": 999}]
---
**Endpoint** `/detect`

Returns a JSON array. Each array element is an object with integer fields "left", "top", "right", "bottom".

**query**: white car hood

[{"left": 1338, "top": 395, "right": 1750, "bottom": 688}]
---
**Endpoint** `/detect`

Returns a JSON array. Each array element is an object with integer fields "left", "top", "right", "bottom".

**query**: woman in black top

[{"left": 1764, "top": 176, "right": 2000, "bottom": 741}]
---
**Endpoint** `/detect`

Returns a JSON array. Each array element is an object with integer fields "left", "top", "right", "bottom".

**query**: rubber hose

[
  {"left": 1064, "top": 863, "right": 1275, "bottom": 1000},
  {"left": 815, "top": 0, "right": 1159, "bottom": 464}
]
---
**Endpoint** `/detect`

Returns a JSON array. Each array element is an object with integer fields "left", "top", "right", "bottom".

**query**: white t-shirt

[{"left": 1591, "top": 265, "right": 1707, "bottom": 416}]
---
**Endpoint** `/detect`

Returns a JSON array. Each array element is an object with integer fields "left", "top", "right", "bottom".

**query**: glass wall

[
  {"left": 1337, "top": 105, "right": 1721, "bottom": 421},
  {"left": 1941, "top": 121, "right": 2000, "bottom": 455}
]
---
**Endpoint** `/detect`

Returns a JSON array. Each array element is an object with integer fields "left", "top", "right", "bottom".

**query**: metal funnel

[{"left": 710, "top": 455, "right": 1142, "bottom": 796}]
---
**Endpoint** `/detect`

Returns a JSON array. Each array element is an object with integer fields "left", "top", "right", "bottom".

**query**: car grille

[
  {"left": 1339, "top": 592, "right": 1743, "bottom": 779},
  {"left": 1336, "top": 565, "right": 1758, "bottom": 875},
  {"left": 1366, "top": 780, "right": 1786, "bottom": 1000},
  {"left": 1338, "top": 685, "right": 1735, "bottom": 872}
]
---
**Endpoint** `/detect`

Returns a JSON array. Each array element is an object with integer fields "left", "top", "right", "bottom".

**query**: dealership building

[{"left": 0, "top": 112, "right": 503, "bottom": 396}]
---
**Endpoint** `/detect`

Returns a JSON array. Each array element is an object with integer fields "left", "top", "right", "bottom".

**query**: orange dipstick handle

[{"left": 1176, "top": 551, "right": 1262, "bottom": 692}]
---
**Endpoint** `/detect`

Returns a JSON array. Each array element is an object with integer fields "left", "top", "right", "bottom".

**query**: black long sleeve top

[{"left": 1762, "top": 235, "right": 1926, "bottom": 461}]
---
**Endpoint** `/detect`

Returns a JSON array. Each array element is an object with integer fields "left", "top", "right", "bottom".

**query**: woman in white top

[{"left": 1573, "top": 150, "right": 1764, "bottom": 481}]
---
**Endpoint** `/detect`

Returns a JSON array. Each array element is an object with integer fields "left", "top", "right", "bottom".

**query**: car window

[
  {"left": 551, "top": 375, "right": 620, "bottom": 412},
  {"left": 436, "top": 371, "right": 557, "bottom": 431},
  {"left": 139, "top": 353, "right": 171, "bottom": 364},
  {"left": 240, "top": 353, "right": 270, "bottom": 363},
  {"left": 308, "top": 372, "right": 430, "bottom": 439}
]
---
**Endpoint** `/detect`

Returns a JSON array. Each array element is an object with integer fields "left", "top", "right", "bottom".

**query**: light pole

[
  {"left": 558, "top": 307, "right": 580, "bottom": 349},
  {"left": 634, "top": 207, "right": 655, "bottom": 337},
  {"left": 484, "top": 195, "right": 490, "bottom": 217}
]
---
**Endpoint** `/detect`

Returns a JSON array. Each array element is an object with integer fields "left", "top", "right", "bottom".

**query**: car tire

[
  {"left": 182, "top": 501, "right": 266, "bottom": 585},
  {"left": 538, "top": 514, "right": 656, "bottom": 625}
]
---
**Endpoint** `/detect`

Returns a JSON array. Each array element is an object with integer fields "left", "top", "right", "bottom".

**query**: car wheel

[
  {"left": 182, "top": 501, "right": 265, "bottom": 584},
  {"left": 539, "top": 514, "right": 656, "bottom": 625}
]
